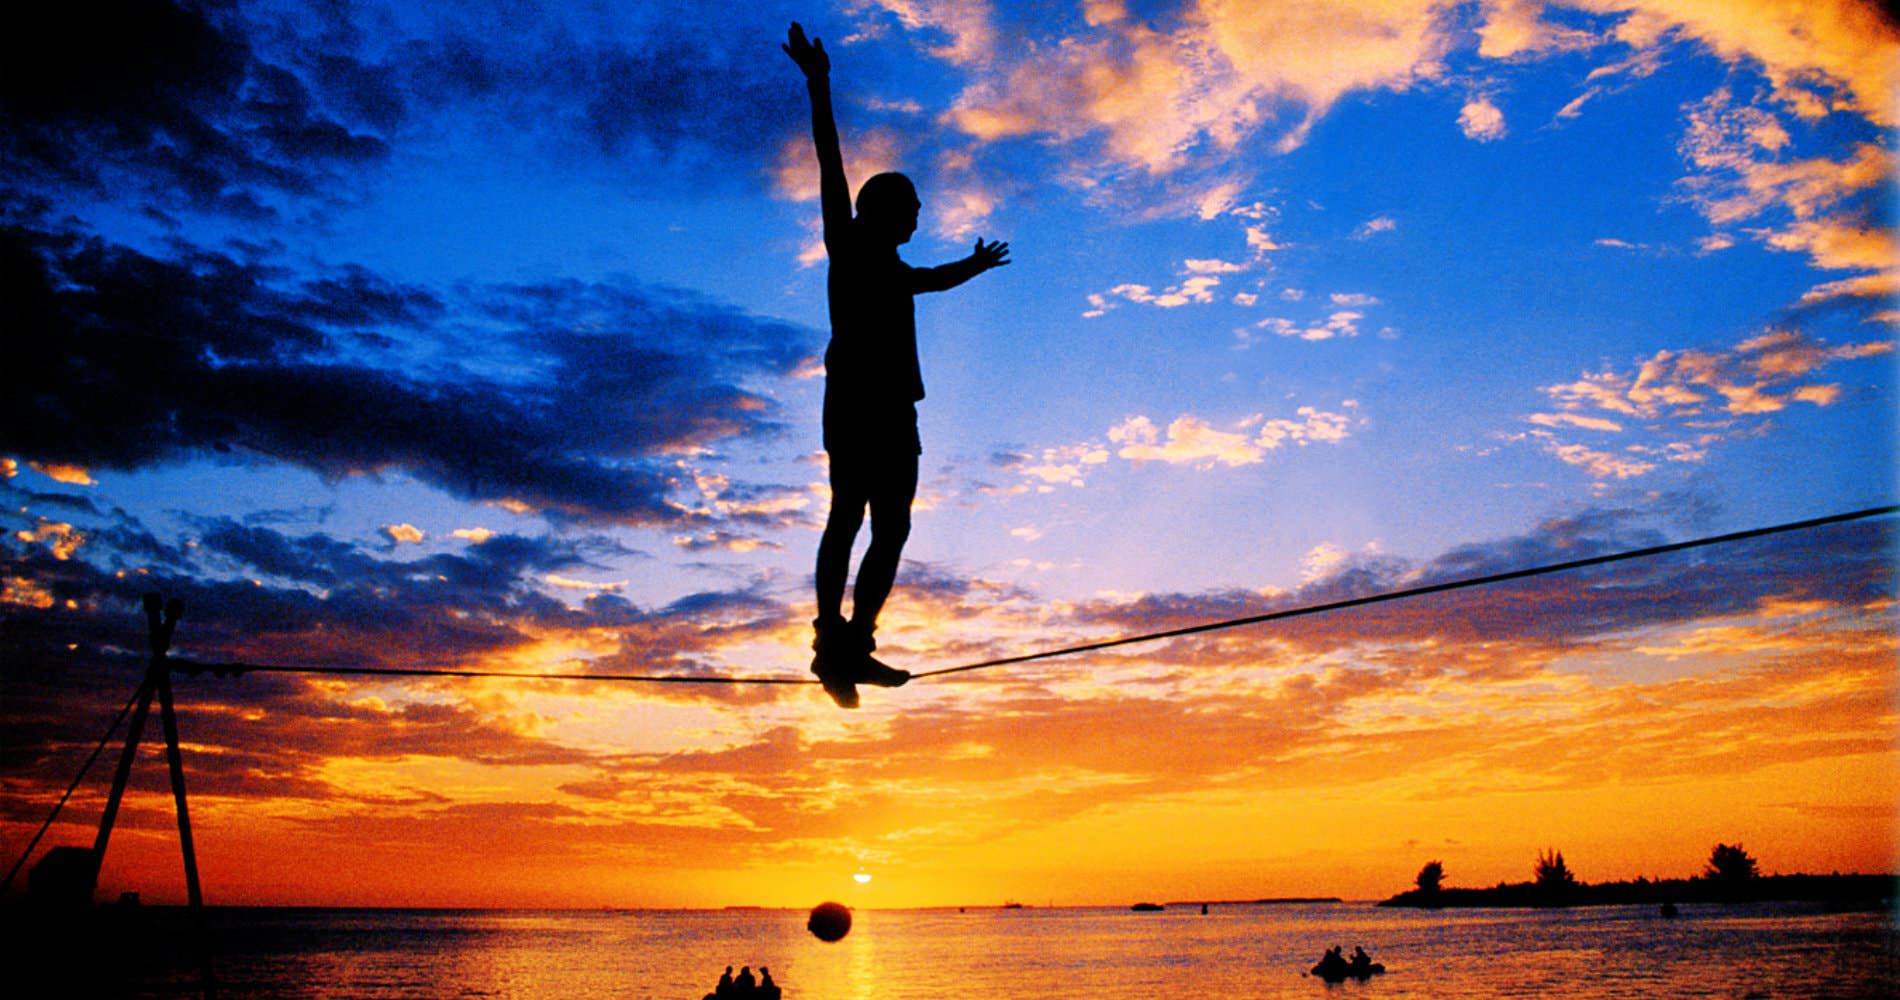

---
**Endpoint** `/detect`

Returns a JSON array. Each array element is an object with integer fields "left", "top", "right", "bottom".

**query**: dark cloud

[
  {"left": 2, "top": 224, "right": 814, "bottom": 525},
  {"left": 989, "top": 449, "right": 1031, "bottom": 469},
  {"left": 0, "top": 481, "right": 110, "bottom": 518},
  {"left": 3, "top": 1, "right": 800, "bottom": 223},
  {"left": 670, "top": 531, "right": 785, "bottom": 553},
  {"left": 0, "top": 492, "right": 798, "bottom": 692},
  {"left": 305, "top": 50, "right": 405, "bottom": 132},
  {"left": 0, "top": 505, "right": 797, "bottom": 810},
  {"left": 0, "top": 0, "right": 388, "bottom": 217},
  {"left": 1056, "top": 509, "right": 1895, "bottom": 662},
  {"left": 391, "top": 7, "right": 797, "bottom": 171}
]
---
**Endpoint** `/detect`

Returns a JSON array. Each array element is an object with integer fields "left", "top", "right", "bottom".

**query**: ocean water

[{"left": 25, "top": 901, "right": 1899, "bottom": 999}]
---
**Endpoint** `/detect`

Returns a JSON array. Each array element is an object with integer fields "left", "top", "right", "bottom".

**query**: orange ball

[{"left": 807, "top": 901, "right": 852, "bottom": 942}]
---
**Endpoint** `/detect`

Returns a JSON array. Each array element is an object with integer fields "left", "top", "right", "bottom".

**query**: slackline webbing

[
  {"left": 167, "top": 504, "right": 1894, "bottom": 687},
  {"left": 5, "top": 504, "right": 1893, "bottom": 895}
]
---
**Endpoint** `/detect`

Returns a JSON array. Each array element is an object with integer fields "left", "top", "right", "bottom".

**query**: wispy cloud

[
  {"left": 1674, "top": 88, "right": 1896, "bottom": 307},
  {"left": 1244, "top": 311, "right": 1366, "bottom": 343},
  {"left": 1520, "top": 329, "right": 1892, "bottom": 479},
  {"left": 1477, "top": 0, "right": 1598, "bottom": 59},
  {"left": 932, "top": 0, "right": 1456, "bottom": 180},
  {"left": 1459, "top": 96, "right": 1508, "bottom": 141},
  {"left": 1005, "top": 403, "right": 1362, "bottom": 486},
  {"left": 1352, "top": 215, "right": 1398, "bottom": 240}
]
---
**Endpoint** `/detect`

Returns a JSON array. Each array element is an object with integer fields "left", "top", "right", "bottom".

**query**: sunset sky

[{"left": 3, "top": 0, "right": 1896, "bottom": 910}]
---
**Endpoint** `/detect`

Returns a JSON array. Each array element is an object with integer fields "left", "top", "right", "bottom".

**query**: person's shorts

[
  {"left": 825, "top": 407, "right": 920, "bottom": 505},
  {"left": 827, "top": 445, "right": 919, "bottom": 510},
  {"left": 823, "top": 405, "right": 922, "bottom": 457}
]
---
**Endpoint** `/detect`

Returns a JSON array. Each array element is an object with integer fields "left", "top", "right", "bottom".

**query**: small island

[
  {"left": 1379, "top": 844, "right": 1896, "bottom": 909},
  {"left": 1161, "top": 897, "right": 1342, "bottom": 907}
]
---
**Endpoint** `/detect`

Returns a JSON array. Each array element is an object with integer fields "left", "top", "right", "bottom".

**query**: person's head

[{"left": 855, "top": 172, "right": 920, "bottom": 246}]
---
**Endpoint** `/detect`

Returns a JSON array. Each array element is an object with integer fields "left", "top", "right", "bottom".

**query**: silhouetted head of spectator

[{"left": 856, "top": 172, "right": 920, "bottom": 247}]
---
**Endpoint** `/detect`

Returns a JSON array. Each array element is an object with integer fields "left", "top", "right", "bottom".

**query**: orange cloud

[
  {"left": 1574, "top": 0, "right": 1899, "bottom": 126},
  {"left": 1478, "top": 0, "right": 1598, "bottom": 58},
  {"left": 772, "top": 128, "right": 905, "bottom": 205},
  {"left": 1111, "top": 414, "right": 1262, "bottom": 467},
  {"left": 28, "top": 461, "right": 96, "bottom": 485},
  {"left": 383, "top": 523, "right": 425, "bottom": 544},
  {"left": 7, "top": 509, "right": 1893, "bottom": 907},
  {"left": 1003, "top": 403, "right": 1361, "bottom": 490},
  {"left": 941, "top": 0, "right": 1454, "bottom": 174},
  {"left": 1248, "top": 310, "right": 1365, "bottom": 342},
  {"left": 1459, "top": 95, "right": 1508, "bottom": 140},
  {"left": 1673, "top": 88, "right": 1896, "bottom": 305},
  {"left": 14, "top": 519, "right": 85, "bottom": 560},
  {"left": 1527, "top": 329, "right": 1890, "bottom": 478},
  {"left": 850, "top": 0, "right": 999, "bottom": 67}
]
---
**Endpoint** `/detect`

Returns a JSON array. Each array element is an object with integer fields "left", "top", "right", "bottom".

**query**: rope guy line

[
  {"left": 170, "top": 662, "right": 816, "bottom": 684},
  {"left": 1, "top": 685, "right": 143, "bottom": 896},
  {"left": 165, "top": 504, "right": 1894, "bottom": 688}
]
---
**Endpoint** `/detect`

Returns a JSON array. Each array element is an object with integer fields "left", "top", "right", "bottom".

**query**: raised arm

[
  {"left": 911, "top": 238, "right": 1011, "bottom": 293},
  {"left": 784, "top": 23, "right": 852, "bottom": 249}
]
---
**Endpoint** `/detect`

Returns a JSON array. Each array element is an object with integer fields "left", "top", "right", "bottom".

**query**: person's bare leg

[
  {"left": 849, "top": 508, "right": 907, "bottom": 631},
  {"left": 812, "top": 461, "right": 869, "bottom": 707},
  {"left": 846, "top": 451, "right": 916, "bottom": 686},
  {"left": 815, "top": 501, "right": 863, "bottom": 624}
]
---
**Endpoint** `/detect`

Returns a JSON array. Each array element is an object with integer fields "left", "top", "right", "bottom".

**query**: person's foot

[
  {"left": 848, "top": 622, "right": 910, "bottom": 688},
  {"left": 811, "top": 616, "right": 859, "bottom": 709},
  {"left": 812, "top": 654, "right": 860, "bottom": 708},
  {"left": 855, "top": 652, "right": 910, "bottom": 688}
]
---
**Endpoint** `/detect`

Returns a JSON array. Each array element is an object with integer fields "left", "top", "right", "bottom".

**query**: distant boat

[
  {"left": 1130, "top": 902, "right": 1164, "bottom": 912},
  {"left": 1001, "top": 900, "right": 1025, "bottom": 909}
]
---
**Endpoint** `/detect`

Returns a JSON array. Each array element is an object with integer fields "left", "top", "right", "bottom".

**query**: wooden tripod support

[{"left": 91, "top": 592, "right": 217, "bottom": 998}]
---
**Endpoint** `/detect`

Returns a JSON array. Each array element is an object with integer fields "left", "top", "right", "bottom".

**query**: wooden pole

[
  {"left": 88, "top": 593, "right": 216, "bottom": 997},
  {"left": 157, "top": 666, "right": 215, "bottom": 998},
  {"left": 89, "top": 676, "right": 155, "bottom": 885}
]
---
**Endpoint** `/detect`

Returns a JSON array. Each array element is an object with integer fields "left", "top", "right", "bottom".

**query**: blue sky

[{"left": 3, "top": 0, "right": 1895, "bottom": 907}]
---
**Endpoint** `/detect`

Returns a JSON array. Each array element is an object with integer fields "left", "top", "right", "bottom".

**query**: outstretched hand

[
  {"left": 972, "top": 238, "right": 1011, "bottom": 270},
  {"left": 783, "top": 22, "right": 829, "bottom": 79}
]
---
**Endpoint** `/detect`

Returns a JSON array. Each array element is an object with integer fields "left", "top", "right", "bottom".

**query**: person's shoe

[
  {"left": 811, "top": 616, "right": 859, "bottom": 709},
  {"left": 848, "top": 623, "right": 911, "bottom": 688},
  {"left": 856, "top": 653, "right": 911, "bottom": 687}
]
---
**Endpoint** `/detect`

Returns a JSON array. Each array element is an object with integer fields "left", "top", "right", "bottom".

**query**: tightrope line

[
  {"left": 169, "top": 505, "right": 1893, "bottom": 688},
  {"left": 6, "top": 504, "right": 1893, "bottom": 893}
]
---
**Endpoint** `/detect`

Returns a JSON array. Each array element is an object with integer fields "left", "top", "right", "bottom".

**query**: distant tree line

[{"left": 1381, "top": 843, "right": 1895, "bottom": 909}]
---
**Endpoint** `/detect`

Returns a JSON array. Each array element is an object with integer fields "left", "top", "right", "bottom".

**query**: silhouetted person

[
  {"left": 1312, "top": 945, "right": 1350, "bottom": 981},
  {"left": 784, "top": 22, "right": 1010, "bottom": 708},
  {"left": 736, "top": 965, "right": 757, "bottom": 993},
  {"left": 716, "top": 965, "right": 734, "bottom": 998},
  {"left": 758, "top": 966, "right": 781, "bottom": 1000}
]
